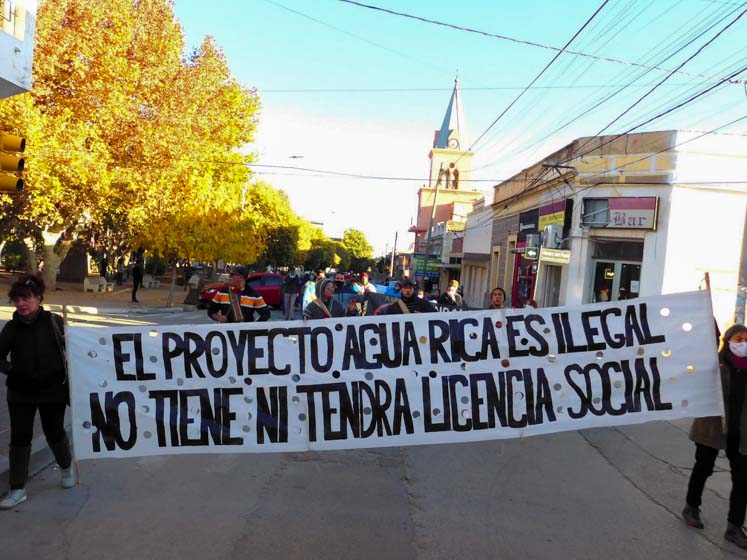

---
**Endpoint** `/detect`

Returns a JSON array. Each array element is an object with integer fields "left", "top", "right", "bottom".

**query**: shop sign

[
  {"left": 539, "top": 247, "right": 571, "bottom": 264},
  {"left": 538, "top": 200, "right": 566, "bottom": 230},
  {"left": 518, "top": 208, "right": 539, "bottom": 240},
  {"left": 608, "top": 197, "right": 658, "bottom": 230}
]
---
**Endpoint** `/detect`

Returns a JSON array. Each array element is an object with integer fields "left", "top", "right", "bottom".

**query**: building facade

[{"left": 485, "top": 130, "right": 746, "bottom": 328}]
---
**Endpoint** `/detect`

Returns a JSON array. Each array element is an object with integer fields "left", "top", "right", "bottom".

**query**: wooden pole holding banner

[
  {"left": 704, "top": 272, "right": 728, "bottom": 433},
  {"left": 61, "top": 304, "right": 80, "bottom": 484}
]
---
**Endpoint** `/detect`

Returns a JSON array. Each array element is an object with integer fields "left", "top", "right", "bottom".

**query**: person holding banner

[
  {"left": 303, "top": 278, "right": 358, "bottom": 320},
  {"left": 488, "top": 287, "right": 506, "bottom": 310},
  {"left": 207, "top": 266, "right": 270, "bottom": 324},
  {"left": 0, "top": 274, "right": 75, "bottom": 510},
  {"left": 683, "top": 324, "right": 747, "bottom": 548},
  {"left": 381, "top": 278, "right": 437, "bottom": 314}
]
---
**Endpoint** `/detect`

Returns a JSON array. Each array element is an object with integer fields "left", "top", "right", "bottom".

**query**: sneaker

[
  {"left": 0, "top": 489, "right": 27, "bottom": 510},
  {"left": 682, "top": 504, "right": 704, "bottom": 529},
  {"left": 725, "top": 523, "right": 747, "bottom": 549},
  {"left": 61, "top": 466, "right": 76, "bottom": 489}
]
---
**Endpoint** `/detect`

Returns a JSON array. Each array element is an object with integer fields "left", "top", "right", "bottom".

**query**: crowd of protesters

[{"left": 5, "top": 263, "right": 747, "bottom": 552}]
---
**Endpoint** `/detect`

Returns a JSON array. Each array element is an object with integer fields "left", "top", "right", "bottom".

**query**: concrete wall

[{"left": 661, "top": 186, "right": 747, "bottom": 329}]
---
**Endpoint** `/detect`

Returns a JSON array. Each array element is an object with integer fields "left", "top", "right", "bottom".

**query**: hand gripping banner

[{"left": 67, "top": 291, "right": 722, "bottom": 459}]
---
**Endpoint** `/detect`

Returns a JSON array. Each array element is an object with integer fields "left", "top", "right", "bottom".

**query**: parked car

[
  {"left": 197, "top": 272, "right": 284, "bottom": 310},
  {"left": 246, "top": 272, "right": 283, "bottom": 308}
]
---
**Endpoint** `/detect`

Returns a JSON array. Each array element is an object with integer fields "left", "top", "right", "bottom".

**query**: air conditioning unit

[{"left": 542, "top": 224, "right": 562, "bottom": 249}]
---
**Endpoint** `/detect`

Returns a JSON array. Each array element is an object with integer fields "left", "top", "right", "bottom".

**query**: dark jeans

[
  {"left": 8, "top": 401, "right": 67, "bottom": 448},
  {"left": 687, "top": 443, "right": 747, "bottom": 526},
  {"left": 132, "top": 277, "right": 141, "bottom": 301}
]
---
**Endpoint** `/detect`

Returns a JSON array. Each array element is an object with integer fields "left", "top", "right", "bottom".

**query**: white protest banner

[{"left": 67, "top": 291, "right": 722, "bottom": 460}]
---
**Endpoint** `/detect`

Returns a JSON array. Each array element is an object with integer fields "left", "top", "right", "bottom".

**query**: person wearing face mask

[
  {"left": 683, "top": 324, "right": 747, "bottom": 548},
  {"left": 438, "top": 280, "right": 464, "bottom": 309},
  {"left": 0, "top": 274, "right": 76, "bottom": 510}
]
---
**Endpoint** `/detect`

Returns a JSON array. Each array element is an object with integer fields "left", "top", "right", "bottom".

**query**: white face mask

[{"left": 729, "top": 341, "right": 747, "bottom": 358}]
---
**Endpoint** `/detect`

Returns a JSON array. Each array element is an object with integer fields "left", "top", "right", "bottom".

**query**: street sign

[
  {"left": 525, "top": 246, "right": 539, "bottom": 260},
  {"left": 539, "top": 247, "right": 571, "bottom": 264}
]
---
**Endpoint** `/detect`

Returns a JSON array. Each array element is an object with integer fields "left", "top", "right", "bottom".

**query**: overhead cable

[{"left": 337, "top": 0, "right": 747, "bottom": 85}]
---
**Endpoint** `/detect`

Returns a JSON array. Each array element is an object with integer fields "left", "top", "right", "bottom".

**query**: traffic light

[{"left": 0, "top": 133, "right": 25, "bottom": 192}]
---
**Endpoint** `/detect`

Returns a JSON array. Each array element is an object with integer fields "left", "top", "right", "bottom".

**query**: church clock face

[{"left": 448, "top": 138, "right": 460, "bottom": 149}]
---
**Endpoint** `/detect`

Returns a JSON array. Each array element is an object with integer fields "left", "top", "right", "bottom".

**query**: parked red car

[
  {"left": 198, "top": 272, "right": 284, "bottom": 309},
  {"left": 246, "top": 272, "right": 284, "bottom": 308}
]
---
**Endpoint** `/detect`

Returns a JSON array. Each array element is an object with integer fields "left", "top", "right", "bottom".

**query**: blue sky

[{"left": 173, "top": 0, "right": 747, "bottom": 255}]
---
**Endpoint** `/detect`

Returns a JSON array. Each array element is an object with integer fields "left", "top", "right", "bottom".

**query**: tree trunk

[
  {"left": 166, "top": 261, "right": 177, "bottom": 307},
  {"left": 0, "top": 240, "right": 5, "bottom": 269},
  {"left": 40, "top": 231, "right": 64, "bottom": 291},
  {"left": 22, "top": 238, "right": 38, "bottom": 274}
]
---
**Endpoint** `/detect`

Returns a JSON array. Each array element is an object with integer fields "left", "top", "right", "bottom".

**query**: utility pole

[
  {"left": 390, "top": 231, "right": 398, "bottom": 278},
  {"left": 420, "top": 163, "right": 446, "bottom": 289}
]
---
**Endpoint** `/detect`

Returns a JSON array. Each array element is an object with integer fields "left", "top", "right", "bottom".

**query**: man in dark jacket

[
  {"left": 381, "top": 278, "right": 437, "bottom": 314},
  {"left": 207, "top": 266, "right": 270, "bottom": 323},
  {"left": 282, "top": 268, "right": 303, "bottom": 320}
]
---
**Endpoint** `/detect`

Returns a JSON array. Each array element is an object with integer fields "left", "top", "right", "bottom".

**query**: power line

[
  {"left": 260, "top": 83, "right": 698, "bottom": 93},
  {"left": 472, "top": 1, "right": 746, "bottom": 172},
  {"left": 453, "top": 113, "right": 747, "bottom": 238},
  {"left": 337, "top": 0, "right": 747, "bottom": 85},
  {"left": 466, "top": 0, "right": 612, "bottom": 159}
]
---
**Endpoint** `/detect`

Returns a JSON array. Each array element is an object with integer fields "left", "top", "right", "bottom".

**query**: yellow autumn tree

[{"left": 0, "top": 0, "right": 262, "bottom": 293}]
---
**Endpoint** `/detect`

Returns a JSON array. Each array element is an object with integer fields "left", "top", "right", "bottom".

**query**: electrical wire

[
  {"left": 337, "top": 0, "right": 747, "bottom": 85},
  {"left": 473, "top": 1, "right": 745, "bottom": 172}
]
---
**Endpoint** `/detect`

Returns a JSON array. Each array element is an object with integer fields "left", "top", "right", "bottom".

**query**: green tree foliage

[{"left": 342, "top": 229, "right": 373, "bottom": 259}]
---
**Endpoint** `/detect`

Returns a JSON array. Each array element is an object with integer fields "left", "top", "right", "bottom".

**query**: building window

[
  {"left": 581, "top": 198, "right": 609, "bottom": 227},
  {"left": 1, "top": 0, "right": 24, "bottom": 40},
  {"left": 592, "top": 240, "right": 643, "bottom": 261}
]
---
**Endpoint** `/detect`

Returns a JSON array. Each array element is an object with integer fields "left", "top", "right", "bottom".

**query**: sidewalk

[
  {"left": 0, "top": 272, "right": 195, "bottom": 492},
  {"left": 0, "top": 272, "right": 193, "bottom": 314}
]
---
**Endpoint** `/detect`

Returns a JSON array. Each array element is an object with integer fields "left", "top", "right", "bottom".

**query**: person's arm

[
  {"left": 207, "top": 293, "right": 227, "bottom": 323},
  {"left": 0, "top": 322, "right": 13, "bottom": 374},
  {"left": 255, "top": 296, "right": 271, "bottom": 322}
]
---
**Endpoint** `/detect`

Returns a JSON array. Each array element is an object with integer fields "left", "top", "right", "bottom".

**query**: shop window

[
  {"left": 581, "top": 199, "right": 609, "bottom": 227},
  {"left": 592, "top": 240, "right": 643, "bottom": 261}
]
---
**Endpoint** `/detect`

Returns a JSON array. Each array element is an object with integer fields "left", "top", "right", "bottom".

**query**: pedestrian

[
  {"left": 488, "top": 287, "right": 506, "bottom": 309},
  {"left": 131, "top": 254, "right": 143, "bottom": 303},
  {"left": 438, "top": 280, "right": 464, "bottom": 309},
  {"left": 682, "top": 324, "right": 747, "bottom": 548},
  {"left": 303, "top": 278, "right": 357, "bottom": 320},
  {"left": 0, "top": 274, "right": 75, "bottom": 510},
  {"left": 282, "top": 267, "right": 302, "bottom": 320},
  {"left": 302, "top": 272, "right": 317, "bottom": 311},
  {"left": 99, "top": 255, "right": 108, "bottom": 279},
  {"left": 381, "top": 278, "right": 437, "bottom": 314},
  {"left": 116, "top": 256, "right": 125, "bottom": 286},
  {"left": 207, "top": 266, "right": 270, "bottom": 323},
  {"left": 360, "top": 272, "right": 377, "bottom": 293}
]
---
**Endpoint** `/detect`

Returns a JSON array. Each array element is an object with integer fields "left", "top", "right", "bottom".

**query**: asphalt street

[{"left": 0, "top": 307, "right": 745, "bottom": 558}]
